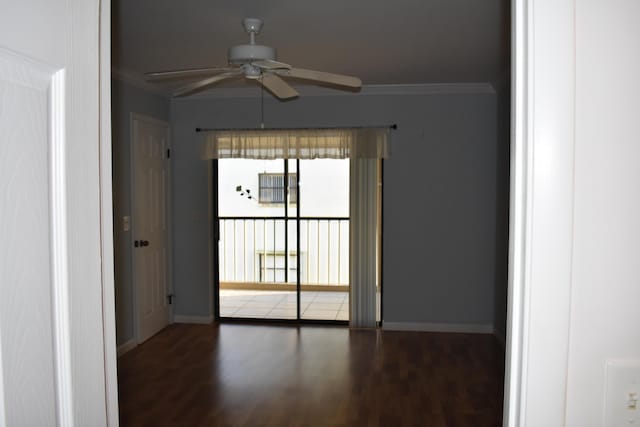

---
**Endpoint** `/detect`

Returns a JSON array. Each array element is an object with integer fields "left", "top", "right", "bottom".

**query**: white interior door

[
  {"left": 132, "top": 114, "right": 170, "bottom": 343},
  {"left": 0, "top": 48, "right": 60, "bottom": 427},
  {"left": 0, "top": 0, "right": 116, "bottom": 425}
]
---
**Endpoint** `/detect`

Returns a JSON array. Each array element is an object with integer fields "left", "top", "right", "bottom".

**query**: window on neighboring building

[
  {"left": 259, "top": 252, "right": 297, "bottom": 282},
  {"left": 258, "top": 173, "right": 297, "bottom": 204}
]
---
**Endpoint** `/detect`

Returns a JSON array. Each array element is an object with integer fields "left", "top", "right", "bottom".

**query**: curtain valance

[{"left": 201, "top": 127, "right": 389, "bottom": 159}]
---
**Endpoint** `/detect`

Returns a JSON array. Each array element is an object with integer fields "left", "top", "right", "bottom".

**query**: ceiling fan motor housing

[
  {"left": 228, "top": 18, "right": 276, "bottom": 65},
  {"left": 228, "top": 44, "right": 276, "bottom": 65}
]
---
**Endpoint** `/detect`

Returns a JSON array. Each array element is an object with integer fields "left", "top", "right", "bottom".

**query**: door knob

[{"left": 141, "top": 240, "right": 149, "bottom": 247}]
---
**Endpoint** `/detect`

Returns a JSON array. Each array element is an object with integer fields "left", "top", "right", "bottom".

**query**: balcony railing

[{"left": 218, "top": 217, "right": 349, "bottom": 288}]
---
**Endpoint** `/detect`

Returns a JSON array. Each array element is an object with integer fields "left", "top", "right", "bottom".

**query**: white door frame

[
  {"left": 504, "top": 0, "right": 576, "bottom": 425},
  {"left": 93, "top": 0, "right": 577, "bottom": 424},
  {"left": 129, "top": 113, "right": 172, "bottom": 344},
  {"left": 99, "top": 0, "right": 119, "bottom": 423}
]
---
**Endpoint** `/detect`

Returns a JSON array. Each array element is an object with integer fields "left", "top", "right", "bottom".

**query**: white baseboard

[
  {"left": 172, "top": 315, "right": 214, "bottom": 324},
  {"left": 382, "top": 321, "right": 494, "bottom": 334},
  {"left": 117, "top": 339, "right": 136, "bottom": 357}
]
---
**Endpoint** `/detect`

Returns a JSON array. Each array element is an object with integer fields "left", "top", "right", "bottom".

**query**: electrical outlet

[
  {"left": 605, "top": 359, "right": 640, "bottom": 425},
  {"left": 123, "top": 215, "right": 130, "bottom": 232}
]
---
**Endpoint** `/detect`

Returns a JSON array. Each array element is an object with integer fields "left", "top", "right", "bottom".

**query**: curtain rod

[{"left": 195, "top": 124, "right": 397, "bottom": 132}]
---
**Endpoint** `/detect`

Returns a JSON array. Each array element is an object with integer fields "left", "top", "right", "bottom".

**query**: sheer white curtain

[
  {"left": 349, "top": 158, "right": 379, "bottom": 328},
  {"left": 202, "top": 127, "right": 387, "bottom": 327}
]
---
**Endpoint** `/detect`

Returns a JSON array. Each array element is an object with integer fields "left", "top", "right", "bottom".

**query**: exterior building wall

[{"left": 218, "top": 158, "right": 350, "bottom": 285}]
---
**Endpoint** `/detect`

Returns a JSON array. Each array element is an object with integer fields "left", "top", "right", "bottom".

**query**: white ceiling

[{"left": 112, "top": 0, "right": 510, "bottom": 94}]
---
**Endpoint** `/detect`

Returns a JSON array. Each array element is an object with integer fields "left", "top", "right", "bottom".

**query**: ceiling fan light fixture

[{"left": 241, "top": 64, "right": 262, "bottom": 79}]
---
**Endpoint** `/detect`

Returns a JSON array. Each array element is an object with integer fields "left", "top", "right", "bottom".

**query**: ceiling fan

[{"left": 145, "top": 18, "right": 362, "bottom": 99}]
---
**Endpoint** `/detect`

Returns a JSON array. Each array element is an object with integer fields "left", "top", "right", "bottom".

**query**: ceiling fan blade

[
  {"left": 173, "top": 70, "right": 243, "bottom": 97},
  {"left": 251, "top": 59, "right": 291, "bottom": 70},
  {"left": 145, "top": 67, "right": 236, "bottom": 81},
  {"left": 259, "top": 73, "right": 299, "bottom": 99},
  {"left": 279, "top": 68, "right": 362, "bottom": 88}
]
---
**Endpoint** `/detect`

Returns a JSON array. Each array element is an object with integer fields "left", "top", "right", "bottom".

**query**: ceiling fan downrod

[{"left": 243, "top": 18, "right": 263, "bottom": 43}]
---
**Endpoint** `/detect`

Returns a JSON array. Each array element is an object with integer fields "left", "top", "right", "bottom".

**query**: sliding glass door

[
  {"left": 217, "top": 159, "right": 297, "bottom": 319},
  {"left": 216, "top": 158, "right": 349, "bottom": 322},
  {"left": 299, "top": 159, "right": 350, "bottom": 321}
]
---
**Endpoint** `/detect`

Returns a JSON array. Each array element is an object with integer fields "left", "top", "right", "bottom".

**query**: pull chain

[{"left": 260, "top": 76, "right": 265, "bottom": 129}]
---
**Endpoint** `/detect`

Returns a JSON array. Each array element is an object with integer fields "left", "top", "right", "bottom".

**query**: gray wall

[
  {"left": 170, "top": 90, "right": 507, "bottom": 328},
  {"left": 112, "top": 79, "right": 169, "bottom": 346}
]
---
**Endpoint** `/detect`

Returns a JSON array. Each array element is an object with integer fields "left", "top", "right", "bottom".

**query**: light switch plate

[
  {"left": 605, "top": 359, "right": 640, "bottom": 425},
  {"left": 123, "top": 215, "right": 130, "bottom": 232}
]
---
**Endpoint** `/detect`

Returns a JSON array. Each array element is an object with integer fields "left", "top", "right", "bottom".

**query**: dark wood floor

[{"left": 118, "top": 323, "right": 505, "bottom": 427}]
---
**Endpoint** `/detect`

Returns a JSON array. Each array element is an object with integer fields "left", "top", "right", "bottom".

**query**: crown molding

[
  {"left": 363, "top": 82, "right": 496, "bottom": 95},
  {"left": 111, "top": 67, "right": 496, "bottom": 99},
  {"left": 178, "top": 82, "right": 496, "bottom": 100}
]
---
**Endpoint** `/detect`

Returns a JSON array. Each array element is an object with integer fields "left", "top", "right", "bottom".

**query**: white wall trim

[
  {"left": 504, "top": 1, "right": 529, "bottom": 423},
  {"left": 116, "top": 340, "right": 137, "bottom": 357},
  {"left": 49, "top": 66, "right": 75, "bottom": 427},
  {"left": 99, "top": 1, "right": 119, "bottom": 424},
  {"left": 383, "top": 322, "right": 494, "bottom": 334},
  {"left": 505, "top": 0, "right": 576, "bottom": 426},
  {"left": 173, "top": 315, "right": 214, "bottom": 325}
]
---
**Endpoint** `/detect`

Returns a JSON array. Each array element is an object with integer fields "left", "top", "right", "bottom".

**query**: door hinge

[
  {"left": 167, "top": 294, "right": 175, "bottom": 305},
  {"left": 167, "top": 148, "right": 171, "bottom": 159}
]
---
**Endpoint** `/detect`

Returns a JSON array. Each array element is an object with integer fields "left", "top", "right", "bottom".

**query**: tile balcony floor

[{"left": 219, "top": 289, "right": 349, "bottom": 321}]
